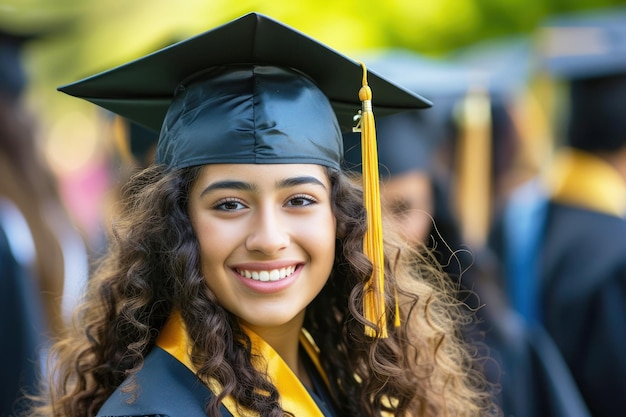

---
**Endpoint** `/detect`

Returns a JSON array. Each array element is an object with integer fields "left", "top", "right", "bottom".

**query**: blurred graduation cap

[
  {"left": 450, "top": 36, "right": 532, "bottom": 98},
  {"left": 0, "top": 31, "right": 32, "bottom": 100},
  {"left": 0, "top": 13, "right": 65, "bottom": 100},
  {"left": 539, "top": 7, "right": 626, "bottom": 152},
  {"left": 360, "top": 39, "right": 531, "bottom": 107},
  {"left": 539, "top": 7, "right": 626, "bottom": 80},
  {"left": 357, "top": 49, "right": 474, "bottom": 132},
  {"left": 342, "top": 110, "right": 439, "bottom": 180},
  {"left": 357, "top": 49, "right": 474, "bottom": 99},
  {"left": 58, "top": 12, "right": 431, "bottom": 338}
]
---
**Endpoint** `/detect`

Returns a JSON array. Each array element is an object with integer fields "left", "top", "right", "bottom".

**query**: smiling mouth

[{"left": 235, "top": 265, "right": 297, "bottom": 282}]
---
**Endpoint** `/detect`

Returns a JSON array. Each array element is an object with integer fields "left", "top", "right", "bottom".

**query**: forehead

[{"left": 193, "top": 163, "right": 331, "bottom": 187}]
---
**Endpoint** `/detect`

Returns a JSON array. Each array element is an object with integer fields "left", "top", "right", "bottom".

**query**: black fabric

[
  {"left": 566, "top": 74, "right": 626, "bottom": 152},
  {"left": 97, "top": 347, "right": 231, "bottom": 417},
  {"left": 484, "top": 197, "right": 593, "bottom": 417},
  {"left": 466, "top": 279, "right": 591, "bottom": 417},
  {"left": 299, "top": 346, "right": 340, "bottom": 417},
  {"left": 540, "top": 203, "right": 626, "bottom": 417},
  {"left": 0, "top": 223, "right": 46, "bottom": 417},
  {"left": 156, "top": 65, "right": 342, "bottom": 170}
]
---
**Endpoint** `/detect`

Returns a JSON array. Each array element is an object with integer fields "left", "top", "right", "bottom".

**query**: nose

[{"left": 245, "top": 205, "right": 290, "bottom": 255}]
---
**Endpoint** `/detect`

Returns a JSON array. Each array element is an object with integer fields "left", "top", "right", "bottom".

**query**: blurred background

[{"left": 2, "top": 1, "right": 626, "bottom": 416}]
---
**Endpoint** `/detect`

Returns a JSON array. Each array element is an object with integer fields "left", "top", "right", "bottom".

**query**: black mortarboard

[
  {"left": 539, "top": 8, "right": 626, "bottom": 151},
  {"left": 58, "top": 12, "right": 430, "bottom": 171}
]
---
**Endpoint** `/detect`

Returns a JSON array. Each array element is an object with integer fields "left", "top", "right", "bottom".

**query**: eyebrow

[
  {"left": 200, "top": 180, "right": 256, "bottom": 197},
  {"left": 199, "top": 175, "right": 326, "bottom": 197},
  {"left": 277, "top": 176, "right": 327, "bottom": 190}
]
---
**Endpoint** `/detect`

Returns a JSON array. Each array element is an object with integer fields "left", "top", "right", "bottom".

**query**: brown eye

[
  {"left": 214, "top": 199, "right": 247, "bottom": 211},
  {"left": 286, "top": 194, "right": 316, "bottom": 207}
]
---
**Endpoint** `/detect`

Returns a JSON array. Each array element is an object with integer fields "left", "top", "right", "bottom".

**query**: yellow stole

[
  {"left": 547, "top": 149, "right": 626, "bottom": 217},
  {"left": 156, "top": 311, "right": 330, "bottom": 416}
]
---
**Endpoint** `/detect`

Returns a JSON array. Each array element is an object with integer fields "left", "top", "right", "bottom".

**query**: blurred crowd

[{"left": 2, "top": 6, "right": 625, "bottom": 417}]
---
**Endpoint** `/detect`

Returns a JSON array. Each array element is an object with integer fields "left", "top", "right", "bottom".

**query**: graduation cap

[
  {"left": 539, "top": 7, "right": 626, "bottom": 80},
  {"left": 58, "top": 12, "right": 430, "bottom": 170},
  {"left": 59, "top": 12, "right": 431, "bottom": 338},
  {"left": 539, "top": 8, "right": 626, "bottom": 151}
]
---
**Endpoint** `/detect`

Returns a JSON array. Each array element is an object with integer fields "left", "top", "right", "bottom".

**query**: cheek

[
  {"left": 192, "top": 216, "right": 242, "bottom": 270},
  {"left": 409, "top": 214, "right": 432, "bottom": 244},
  {"left": 294, "top": 210, "right": 336, "bottom": 255},
  {"left": 314, "top": 212, "right": 337, "bottom": 263}
]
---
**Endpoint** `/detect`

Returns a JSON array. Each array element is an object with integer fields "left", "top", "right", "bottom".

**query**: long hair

[
  {"left": 0, "top": 97, "right": 67, "bottom": 336},
  {"left": 29, "top": 164, "right": 495, "bottom": 417}
]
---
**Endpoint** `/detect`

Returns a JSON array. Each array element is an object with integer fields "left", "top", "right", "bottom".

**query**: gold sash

[
  {"left": 547, "top": 149, "right": 626, "bottom": 217},
  {"left": 156, "top": 311, "right": 328, "bottom": 416}
]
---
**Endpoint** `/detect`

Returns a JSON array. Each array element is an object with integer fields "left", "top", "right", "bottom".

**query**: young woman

[{"left": 30, "top": 13, "right": 496, "bottom": 417}]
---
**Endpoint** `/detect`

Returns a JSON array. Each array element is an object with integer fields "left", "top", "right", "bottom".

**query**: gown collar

[
  {"left": 547, "top": 148, "right": 626, "bottom": 217},
  {"left": 156, "top": 311, "right": 335, "bottom": 416}
]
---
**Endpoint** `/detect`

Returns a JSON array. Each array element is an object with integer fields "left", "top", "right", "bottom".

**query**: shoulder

[
  {"left": 96, "top": 347, "right": 232, "bottom": 417},
  {"left": 547, "top": 203, "right": 626, "bottom": 234},
  {"left": 545, "top": 203, "right": 626, "bottom": 258}
]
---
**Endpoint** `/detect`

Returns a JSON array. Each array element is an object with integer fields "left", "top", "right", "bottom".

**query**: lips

[{"left": 235, "top": 265, "right": 297, "bottom": 282}]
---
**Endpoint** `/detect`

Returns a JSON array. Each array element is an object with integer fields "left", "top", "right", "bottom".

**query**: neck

[{"left": 240, "top": 312, "right": 309, "bottom": 386}]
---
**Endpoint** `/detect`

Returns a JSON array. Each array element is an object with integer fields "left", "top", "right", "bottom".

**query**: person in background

[
  {"left": 0, "top": 29, "right": 88, "bottom": 417},
  {"left": 27, "top": 13, "right": 497, "bottom": 417},
  {"left": 347, "top": 54, "right": 591, "bottom": 417},
  {"left": 537, "top": 9, "right": 626, "bottom": 416},
  {"left": 342, "top": 110, "right": 471, "bottom": 291},
  {"left": 491, "top": 7, "right": 626, "bottom": 416},
  {"left": 0, "top": 30, "right": 65, "bottom": 336},
  {"left": 0, "top": 219, "right": 47, "bottom": 417}
]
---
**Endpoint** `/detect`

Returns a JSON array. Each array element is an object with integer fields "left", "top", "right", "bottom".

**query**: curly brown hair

[{"left": 28, "top": 164, "right": 497, "bottom": 417}]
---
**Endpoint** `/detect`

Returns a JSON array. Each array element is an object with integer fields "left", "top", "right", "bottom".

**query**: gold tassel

[{"left": 356, "top": 62, "right": 388, "bottom": 338}]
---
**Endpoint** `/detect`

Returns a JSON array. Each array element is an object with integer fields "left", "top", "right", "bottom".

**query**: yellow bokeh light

[{"left": 45, "top": 110, "right": 100, "bottom": 175}]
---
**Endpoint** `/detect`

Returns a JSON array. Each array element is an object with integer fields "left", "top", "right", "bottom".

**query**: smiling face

[{"left": 188, "top": 163, "right": 336, "bottom": 334}]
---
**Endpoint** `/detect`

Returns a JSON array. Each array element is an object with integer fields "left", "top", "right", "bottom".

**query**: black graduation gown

[
  {"left": 540, "top": 202, "right": 626, "bottom": 417},
  {"left": 0, "top": 223, "right": 46, "bottom": 417},
  {"left": 97, "top": 346, "right": 339, "bottom": 417},
  {"left": 97, "top": 347, "right": 226, "bottom": 417}
]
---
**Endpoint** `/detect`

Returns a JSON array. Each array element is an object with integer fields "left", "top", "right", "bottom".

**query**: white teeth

[
  {"left": 237, "top": 266, "right": 296, "bottom": 282},
  {"left": 269, "top": 269, "right": 279, "bottom": 281}
]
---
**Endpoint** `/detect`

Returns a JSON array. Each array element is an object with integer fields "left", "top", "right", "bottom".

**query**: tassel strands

[{"left": 355, "top": 62, "right": 396, "bottom": 338}]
